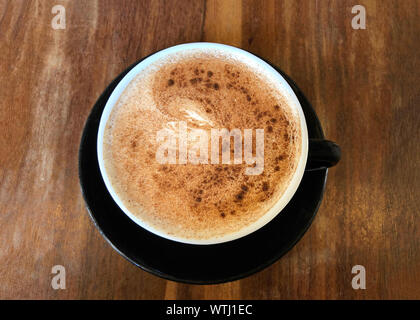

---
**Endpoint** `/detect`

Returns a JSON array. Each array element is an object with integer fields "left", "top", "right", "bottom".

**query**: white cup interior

[{"left": 97, "top": 42, "right": 308, "bottom": 245}]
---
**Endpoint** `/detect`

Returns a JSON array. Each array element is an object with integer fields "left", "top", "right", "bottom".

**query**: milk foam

[{"left": 102, "top": 47, "right": 302, "bottom": 241}]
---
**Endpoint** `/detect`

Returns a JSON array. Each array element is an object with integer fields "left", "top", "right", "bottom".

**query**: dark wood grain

[{"left": 0, "top": 0, "right": 419, "bottom": 299}]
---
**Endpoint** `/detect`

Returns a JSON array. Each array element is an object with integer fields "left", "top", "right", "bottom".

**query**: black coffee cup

[
  {"left": 96, "top": 43, "right": 341, "bottom": 245},
  {"left": 306, "top": 139, "right": 341, "bottom": 171}
]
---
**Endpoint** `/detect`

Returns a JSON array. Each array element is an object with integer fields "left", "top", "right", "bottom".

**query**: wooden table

[{"left": 1, "top": 0, "right": 419, "bottom": 300}]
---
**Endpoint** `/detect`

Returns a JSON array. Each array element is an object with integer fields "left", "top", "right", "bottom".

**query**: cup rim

[{"left": 97, "top": 42, "right": 309, "bottom": 245}]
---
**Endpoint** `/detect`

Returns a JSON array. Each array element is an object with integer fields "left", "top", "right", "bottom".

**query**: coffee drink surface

[{"left": 103, "top": 49, "right": 302, "bottom": 241}]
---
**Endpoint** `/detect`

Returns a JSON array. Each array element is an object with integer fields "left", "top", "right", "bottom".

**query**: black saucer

[{"left": 78, "top": 58, "right": 328, "bottom": 284}]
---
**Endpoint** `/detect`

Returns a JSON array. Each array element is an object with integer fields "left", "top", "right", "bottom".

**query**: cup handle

[{"left": 305, "top": 139, "right": 341, "bottom": 171}]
